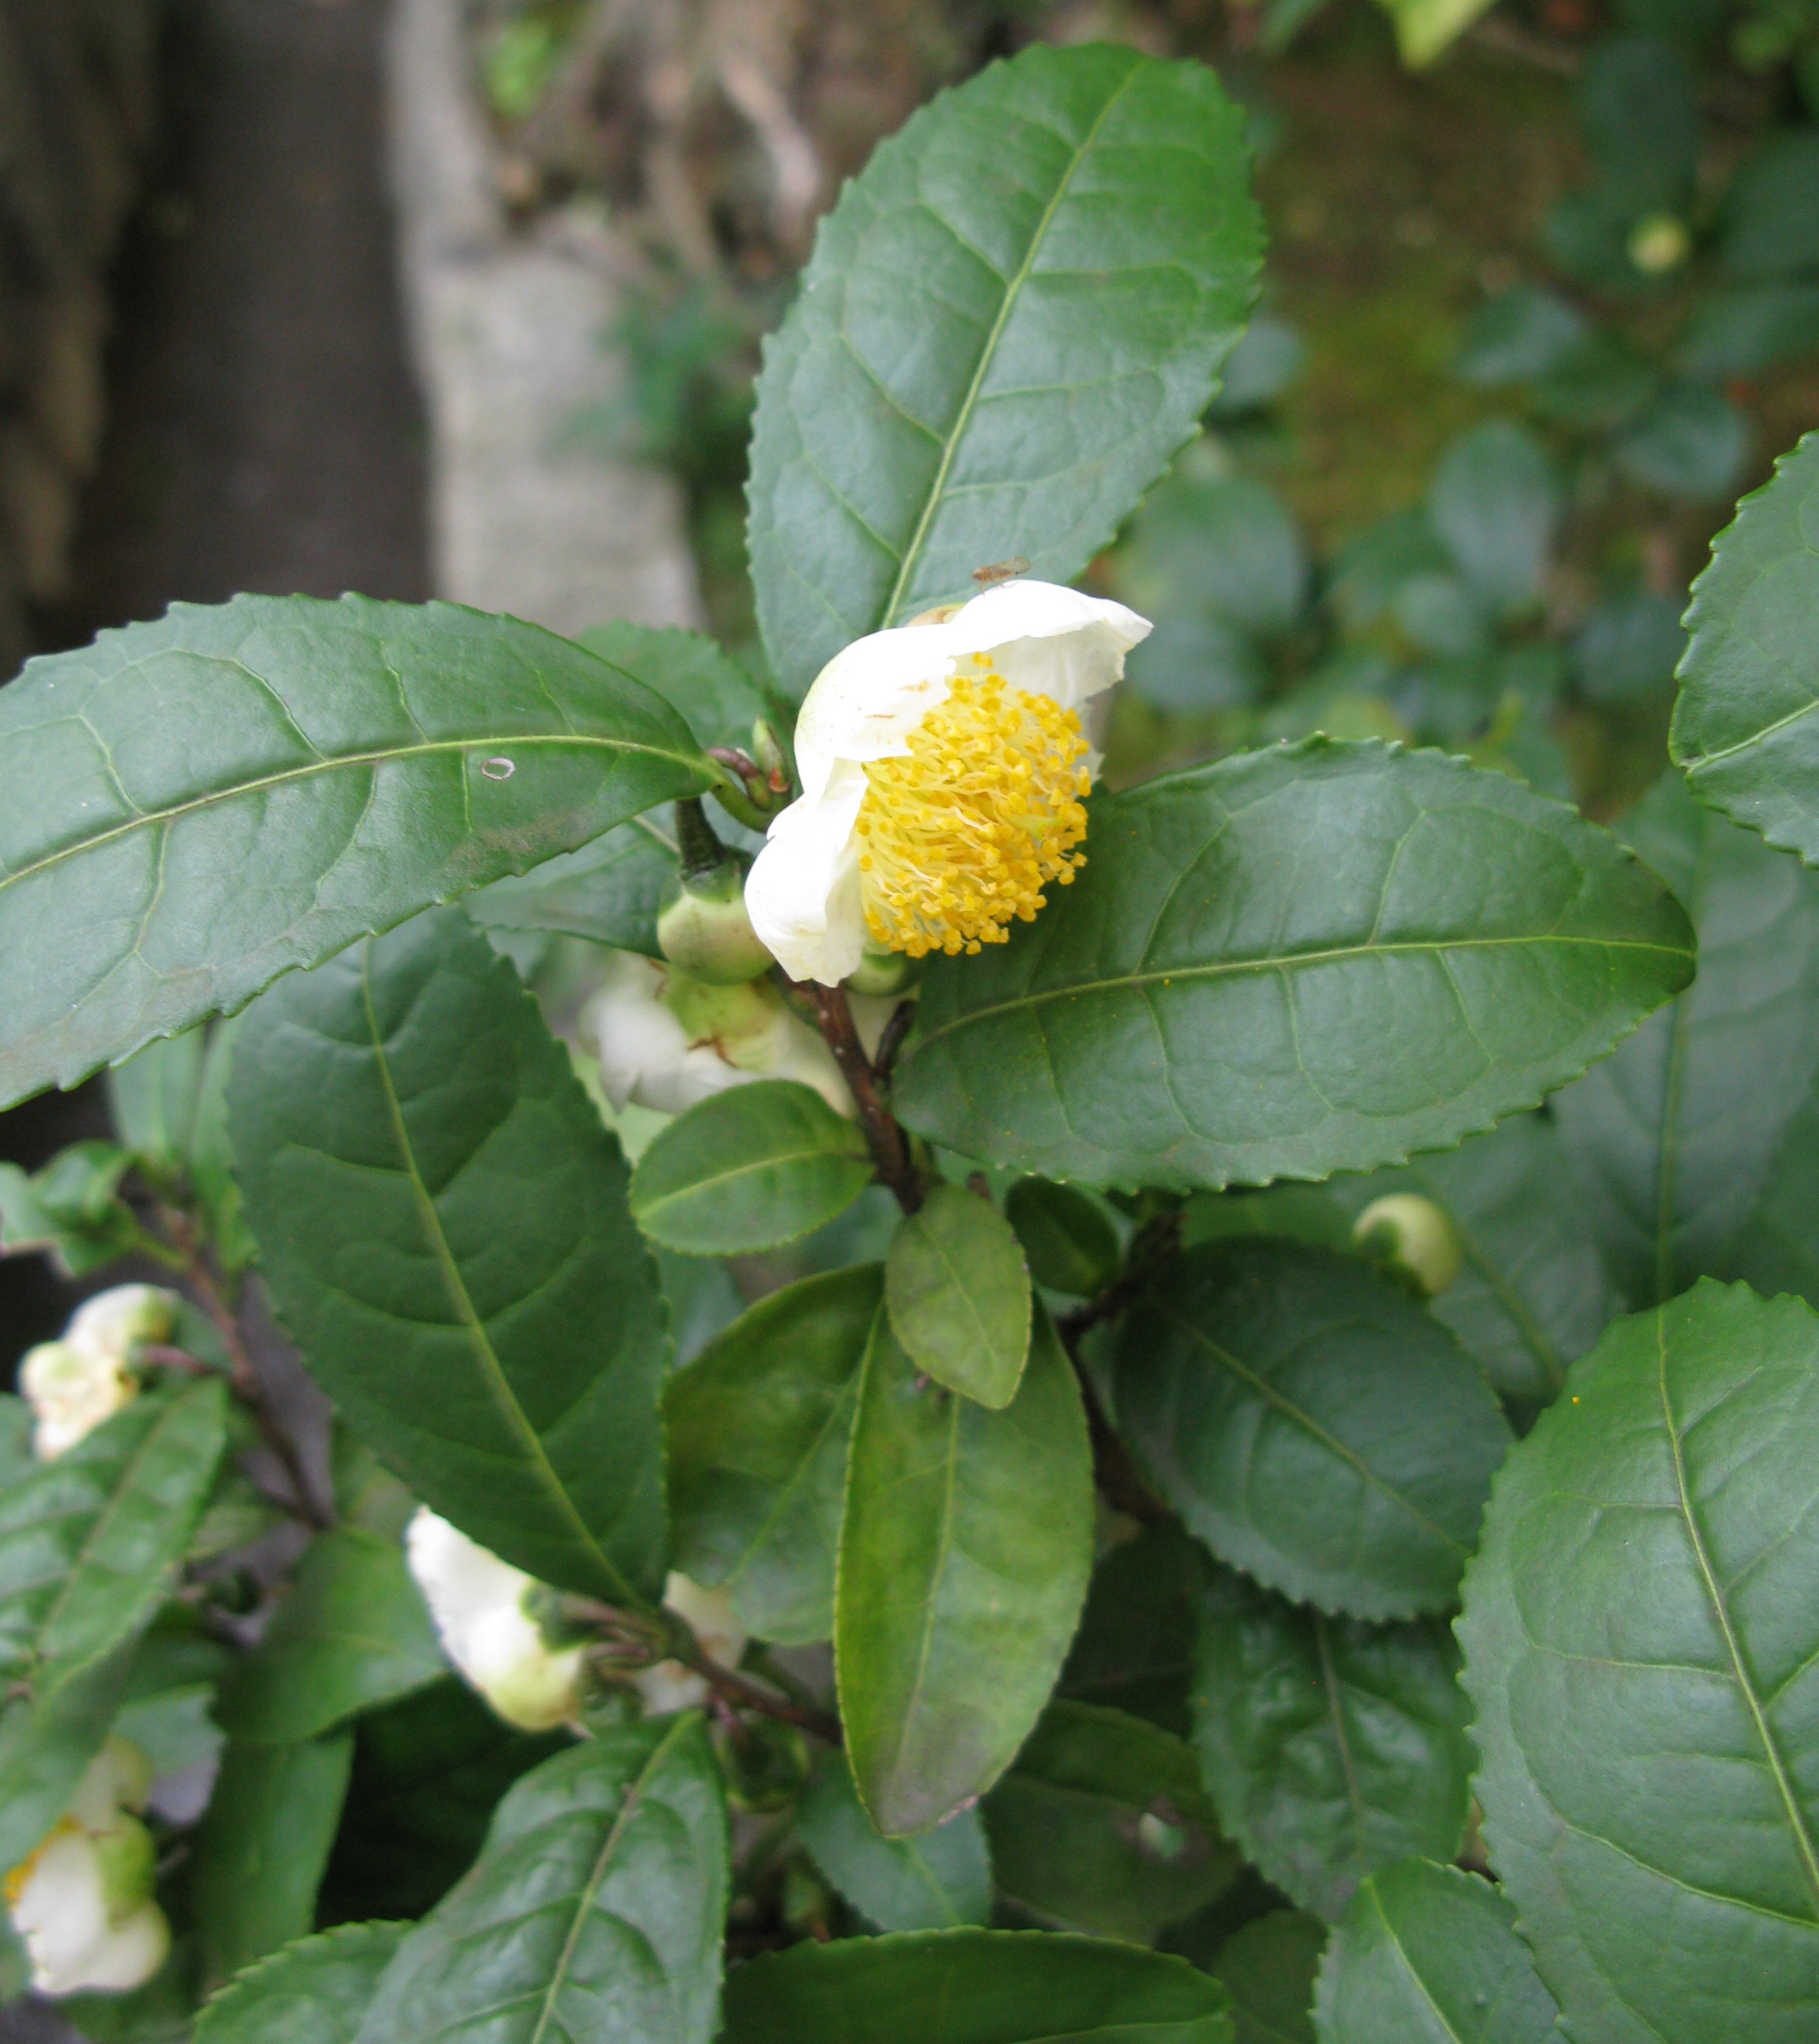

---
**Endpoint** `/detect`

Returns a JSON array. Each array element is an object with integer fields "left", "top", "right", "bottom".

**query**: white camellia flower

[
  {"left": 19, "top": 1284, "right": 180, "bottom": 1459},
  {"left": 745, "top": 579, "right": 1150, "bottom": 987},
  {"left": 578, "top": 951, "right": 852, "bottom": 1117},
  {"left": 406, "top": 1509, "right": 588, "bottom": 1732},
  {"left": 631, "top": 1574, "right": 748, "bottom": 1718},
  {"left": 5, "top": 1739, "right": 171, "bottom": 1997}
]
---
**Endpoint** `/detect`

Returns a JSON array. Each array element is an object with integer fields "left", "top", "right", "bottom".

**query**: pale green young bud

[
  {"left": 843, "top": 946, "right": 922, "bottom": 999},
  {"left": 1628, "top": 213, "right": 1690, "bottom": 274},
  {"left": 657, "top": 857, "right": 775, "bottom": 984},
  {"left": 1354, "top": 1193, "right": 1463, "bottom": 1297}
]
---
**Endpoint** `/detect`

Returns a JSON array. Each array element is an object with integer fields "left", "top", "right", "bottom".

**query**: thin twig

[
  {"left": 872, "top": 999, "right": 918, "bottom": 1087},
  {"left": 807, "top": 984, "right": 925, "bottom": 1213},
  {"left": 666, "top": 1632, "right": 843, "bottom": 1745}
]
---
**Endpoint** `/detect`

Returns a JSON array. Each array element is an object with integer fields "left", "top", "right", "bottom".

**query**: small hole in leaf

[{"left": 480, "top": 756, "right": 516, "bottom": 781}]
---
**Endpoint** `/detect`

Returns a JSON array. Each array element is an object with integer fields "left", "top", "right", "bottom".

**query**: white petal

[
  {"left": 940, "top": 579, "right": 1151, "bottom": 713},
  {"left": 12, "top": 1832, "right": 112, "bottom": 1995},
  {"left": 577, "top": 954, "right": 695, "bottom": 1111},
  {"left": 744, "top": 764, "right": 868, "bottom": 986},
  {"left": 53, "top": 1901, "right": 170, "bottom": 1994},
  {"left": 64, "top": 1286, "right": 178, "bottom": 1366}
]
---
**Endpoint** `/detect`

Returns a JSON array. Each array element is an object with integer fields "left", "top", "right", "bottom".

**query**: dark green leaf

[
  {"left": 1672, "top": 431, "right": 1819, "bottom": 863},
  {"left": 464, "top": 813, "right": 678, "bottom": 956},
  {"left": 1457, "top": 1281, "right": 1819, "bottom": 2043},
  {"left": 356, "top": 1715, "right": 728, "bottom": 2044},
  {"left": 631, "top": 1080, "right": 875, "bottom": 1254},
  {"left": 1059, "top": 1523, "right": 1202, "bottom": 1736},
  {"left": 0, "top": 1393, "right": 32, "bottom": 1486},
  {"left": 1117, "top": 1239, "right": 1510, "bottom": 1619},
  {"left": 1723, "top": 129, "right": 1819, "bottom": 282},
  {"left": 107, "top": 1029, "right": 205, "bottom": 1167},
  {"left": 1212, "top": 1911, "right": 1325, "bottom": 2044},
  {"left": 746, "top": 41, "right": 1261, "bottom": 696},
  {"left": 1427, "top": 424, "right": 1557, "bottom": 621},
  {"left": 1313, "top": 1859, "right": 1559, "bottom": 2043},
  {"left": 193, "top": 1734, "right": 356, "bottom": 1988},
  {"left": 319, "top": 1677, "right": 571, "bottom": 1925},
  {"left": 837, "top": 1308, "right": 1093, "bottom": 1836},
  {"left": 1571, "top": 589, "right": 1687, "bottom": 706},
  {"left": 1614, "top": 385, "right": 1751, "bottom": 501},
  {"left": 577, "top": 622, "right": 771, "bottom": 753},
  {"left": 894, "top": 740, "right": 1695, "bottom": 1193},
  {"left": 985, "top": 1700, "right": 1242, "bottom": 1942},
  {"left": 798, "top": 1752, "right": 993, "bottom": 1931},
  {"left": 0, "top": 595, "right": 713, "bottom": 1106},
  {"left": 1578, "top": 35, "right": 1697, "bottom": 212},
  {"left": 231, "top": 907, "right": 670, "bottom": 1604},
  {"left": 190, "top": 1017, "right": 257, "bottom": 1271},
  {"left": 665, "top": 1265, "right": 881, "bottom": 1645},
  {"left": 1006, "top": 1177, "right": 1121, "bottom": 1296},
  {"left": 1454, "top": 289, "right": 1590, "bottom": 386},
  {"left": 1555, "top": 774, "right": 1819, "bottom": 1308},
  {"left": 1680, "top": 286, "right": 1819, "bottom": 379},
  {"left": 1332, "top": 1113, "right": 1615, "bottom": 1408},
  {"left": 885, "top": 1183, "right": 1032, "bottom": 1408},
  {"left": 1191, "top": 1565, "right": 1472, "bottom": 1922},
  {"left": 0, "top": 1379, "right": 228, "bottom": 1702},
  {"left": 0, "top": 1643, "right": 138, "bottom": 1876},
  {"left": 0, "top": 1140, "right": 144, "bottom": 1275},
  {"left": 721, "top": 1929, "right": 1236, "bottom": 2044},
  {"left": 194, "top": 1922, "right": 409, "bottom": 2044},
  {"left": 216, "top": 1526, "right": 444, "bottom": 1744}
]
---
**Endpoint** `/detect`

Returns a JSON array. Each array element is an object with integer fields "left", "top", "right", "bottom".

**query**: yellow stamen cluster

[{"left": 854, "top": 660, "right": 1091, "bottom": 958}]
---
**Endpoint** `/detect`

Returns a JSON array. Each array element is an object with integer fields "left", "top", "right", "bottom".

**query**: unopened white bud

[
  {"left": 406, "top": 1510, "right": 586, "bottom": 1731},
  {"left": 64, "top": 1285, "right": 179, "bottom": 1367},
  {"left": 632, "top": 1574, "right": 747, "bottom": 1718},
  {"left": 1354, "top": 1193, "right": 1463, "bottom": 1296}
]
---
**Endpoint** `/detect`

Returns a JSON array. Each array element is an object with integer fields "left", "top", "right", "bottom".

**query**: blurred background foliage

[{"left": 468, "top": 0, "right": 1819, "bottom": 817}]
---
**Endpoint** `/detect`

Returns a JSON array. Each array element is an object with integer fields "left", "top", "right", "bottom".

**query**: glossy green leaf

[
  {"left": 193, "top": 1734, "right": 356, "bottom": 1987},
  {"left": 194, "top": 1922, "right": 409, "bottom": 2044},
  {"left": 464, "top": 812, "right": 679, "bottom": 956},
  {"left": 1006, "top": 1177, "right": 1121, "bottom": 1296},
  {"left": 631, "top": 1080, "right": 875, "bottom": 1254},
  {"left": 895, "top": 741, "right": 1695, "bottom": 1193},
  {"left": 798, "top": 1752, "right": 993, "bottom": 1932},
  {"left": 1614, "top": 384, "right": 1751, "bottom": 503},
  {"left": 1312, "top": 1859, "right": 1560, "bottom": 2044},
  {"left": 0, "top": 1643, "right": 138, "bottom": 1877},
  {"left": 837, "top": 1308, "right": 1094, "bottom": 1836},
  {"left": 231, "top": 908, "right": 670, "bottom": 1604},
  {"left": 1333, "top": 1112, "right": 1615, "bottom": 1408},
  {"left": 1556, "top": 774, "right": 1819, "bottom": 1311},
  {"left": 666, "top": 1265, "right": 881, "bottom": 1645},
  {"left": 1117, "top": 1239, "right": 1511, "bottom": 1620},
  {"left": 0, "top": 594, "right": 713, "bottom": 1106},
  {"left": 1191, "top": 1565, "right": 1472, "bottom": 1923},
  {"left": 1427, "top": 422, "right": 1557, "bottom": 621},
  {"left": 0, "top": 1139, "right": 146, "bottom": 1276},
  {"left": 985, "top": 1700, "right": 1241, "bottom": 1942},
  {"left": 356, "top": 1715, "right": 728, "bottom": 2044},
  {"left": 1059, "top": 1524, "right": 1202, "bottom": 1736},
  {"left": 107, "top": 1028, "right": 205, "bottom": 1166},
  {"left": 746, "top": 41, "right": 1261, "bottom": 696},
  {"left": 216, "top": 1526, "right": 444, "bottom": 1744},
  {"left": 721, "top": 1929, "right": 1237, "bottom": 2044},
  {"left": 0, "top": 1379, "right": 228, "bottom": 1703},
  {"left": 319, "top": 1677, "right": 571, "bottom": 1925},
  {"left": 1457, "top": 1281, "right": 1819, "bottom": 2043},
  {"left": 1672, "top": 430, "right": 1819, "bottom": 863},
  {"left": 1212, "top": 1911, "right": 1325, "bottom": 2044},
  {"left": 885, "top": 1184, "right": 1032, "bottom": 1408},
  {"left": 579, "top": 621, "right": 773, "bottom": 750}
]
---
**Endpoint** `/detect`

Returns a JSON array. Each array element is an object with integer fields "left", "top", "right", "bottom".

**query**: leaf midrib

[
  {"left": 1367, "top": 1882, "right": 1471, "bottom": 2044},
  {"left": 1656, "top": 1317, "right": 1819, "bottom": 1916},
  {"left": 2, "top": 732, "right": 708, "bottom": 893},
  {"left": 525, "top": 1718, "right": 693, "bottom": 2044},
  {"left": 359, "top": 953, "right": 639, "bottom": 1610},
  {"left": 1650, "top": 829, "right": 1712, "bottom": 1306},
  {"left": 877, "top": 62, "right": 1140, "bottom": 627},
  {"left": 638, "top": 1135, "right": 870, "bottom": 1226},
  {"left": 912, "top": 930, "right": 1695, "bottom": 1048},
  {"left": 899, "top": 1203, "right": 1026, "bottom": 1403}
]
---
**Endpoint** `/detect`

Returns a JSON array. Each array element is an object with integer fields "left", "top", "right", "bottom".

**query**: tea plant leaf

[
  {"left": 355, "top": 1716, "right": 728, "bottom": 2044},
  {"left": 1191, "top": 1566, "right": 1472, "bottom": 1923},
  {"left": 1457, "top": 1281, "right": 1819, "bottom": 2044},
  {"left": 798, "top": 1752, "right": 993, "bottom": 1932},
  {"left": 1312, "top": 1859, "right": 1560, "bottom": 2044},
  {"left": 194, "top": 1922, "right": 409, "bottom": 2044},
  {"left": 1554, "top": 773, "right": 1819, "bottom": 1308},
  {"left": 665, "top": 1265, "right": 882, "bottom": 1645},
  {"left": 894, "top": 741, "right": 1695, "bottom": 1193},
  {"left": 1005, "top": 1178, "right": 1121, "bottom": 1296},
  {"left": 0, "top": 1379, "right": 228, "bottom": 1703},
  {"left": 0, "top": 594, "right": 713, "bottom": 1106},
  {"left": 1116, "top": 1239, "right": 1510, "bottom": 1620},
  {"left": 1672, "top": 431, "right": 1819, "bottom": 863},
  {"left": 886, "top": 1183, "right": 1032, "bottom": 1408},
  {"left": 746, "top": 41, "right": 1261, "bottom": 695},
  {"left": 837, "top": 1308, "right": 1093, "bottom": 1837},
  {"left": 231, "top": 907, "right": 670, "bottom": 1605},
  {"left": 721, "top": 1929, "right": 1237, "bottom": 2043},
  {"left": 982, "top": 1700, "right": 1242, "bottom": 1942},
  {"left": 630, "top": 1080, "right": 876, "bottom": 1254},
  {"left": 1211, "top": 1911, "right": 1324, "bottom": 2044},
  {"left": 215, "top": 1525, "right": 444, "bottom": 1745}
]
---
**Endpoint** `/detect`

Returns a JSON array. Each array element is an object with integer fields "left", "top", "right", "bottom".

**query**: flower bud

[
  {"left": 844, "top": 946, "right": 922, "bottom": 999},
  {"left": 632, "top": 1573, "right": 747, "bottom": 1717},
  {"left": 406, "top": 1510, "right": 587, "bottom": 1731},
  {"left": 1353, "top": 1193, "right": 1463, "bottom": 1297},
  {"left": 65, "top": 1284, "right": 179, "bottom": 1365},
  {"left": 21, "top": 1284, "right": 180, "bottom": 1459},
  {"left": 1627, "top": 213, "right": 1690, "bottom": 275},
  {"left": 5, "top": 1739, "right": 170, "bottom": 1997},
  {"left": 657, "top": 856, "right": 775, "bottom": 984}
]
